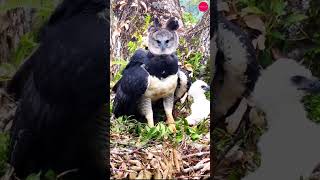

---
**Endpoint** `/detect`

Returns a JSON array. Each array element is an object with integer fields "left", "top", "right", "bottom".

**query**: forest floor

[
  {"left": 110, "top": 113, "right": 210, "bottom": 179},
  {"left": 109, "top": 64, "right": 211, "bottom": 178}
]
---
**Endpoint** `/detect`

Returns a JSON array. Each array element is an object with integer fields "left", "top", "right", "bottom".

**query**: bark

[
  {"left": 0, "top": 8, "right": 33, "bottom": 64},
  {"left": 111, "top": 0, "right": 211, "bottom": 81}
]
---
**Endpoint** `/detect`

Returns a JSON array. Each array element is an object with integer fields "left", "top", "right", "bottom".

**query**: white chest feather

[{"left": 144, "top": 74, "right": 178, "bottom": 101}]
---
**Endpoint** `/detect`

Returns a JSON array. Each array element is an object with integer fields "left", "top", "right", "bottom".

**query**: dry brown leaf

[
  {"left": 257, "top": 34, "right": 266, "bottom": 50},
  {"left": 249, "top": 107, "right": 265, "bottom": 127},
  {"left": 147, "top": 152, "right": 153, "bottom": 159},
  {"left": 128, "top": 160, "right": 142, "bottom": 167},
  {"left": 184, "top": 64, "right": 193, "bottom": 72},
  {"left": 160, "top": 160, "right": 167, "bottom": 170},
  {"left": 201, "top": 162, "right": 210, "bottom": 173},
  {"left": 130, "top": 166, "right": 143, "bottom": 171},
  {"left": 271, "top": 48, "right": 285, "bottom": 60},
  {"left": 252, "top": 38, "right": 258, "bottom": 49},
  {"left": 154, "top": 169, "right": 162, "bottom": 179},
  {"left": 131, "top": 2, "right": 138, "bottom": 7},
  {"left": 119, "top": 0, "right": 126, "bottom": 5},
  {"left": 173, "top": 149, "right": 181, "bottom": 172},
  {"left": 139, "top": 1, "right": 148, "bottom": 11},
  {"left": 150, "top": 158, "right": 159, "bottom": 169},
  {"left": 119, "top": 162, "right": 127, "bottom": 170},
  {"left": 243, "top": 15, "right": 266, "bottom": 33},
  {"left": 124, "top": 23, "right": 129, "bottom": 30},
  {"left": 118, "top": 1, "right": 127, "bottom": 11},
  {"left": 129, "top": 171, "right": 138, "bottom": 179},
  {"left": 136, "top": 170, "right": 144, "bottom": 179},
  {"left": 162, "top": 169, "right": 169, "bottom": 179},
  {"left": 144, "top": 170, "right": 152, "bottom": 179},
  {"left": 227, "top": 14, "right": 238, "bottom": 21}
]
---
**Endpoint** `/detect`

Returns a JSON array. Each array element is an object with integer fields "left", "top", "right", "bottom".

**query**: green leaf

[
  {"left": 191, "top": 133, "right": 201, "bottom": 141},
  {"left": 285, "top": 13, "right": 308, "bottom": 26},
  {"left": 241, "top": 6, "right": 265, "bottom": 15},
  {"left": 175, "top": 133, "right": 184, "bottom": 143},
  {"left": 44, "top": 170, "right": 57, "bottom": 180},
  {"left": 26, "top": 172, "right": 41, "bottom": 180},
  {"left": 271, "top": 0, "right": 286, "bottom": 16},
  {"left": 258, "top": 50, "right": 273, "bottom": 68},
  {"left": 269, "top": 31, "right": 285, "bottom": 40}
]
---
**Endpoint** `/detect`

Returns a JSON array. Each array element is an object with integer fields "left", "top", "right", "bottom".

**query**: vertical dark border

[
  {"left": 105, "top": 0, "right": 111, "bottom": 179},
  {"left": 210, "top": 0, "right": 218, "bottom": 178}
]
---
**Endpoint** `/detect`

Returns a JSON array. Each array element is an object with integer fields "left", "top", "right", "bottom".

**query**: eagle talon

[
  {"left": 166, "top": 117, "right": 176, "bottom": 133},
  {"left": 168, "top": 123, "right": 176, "bottom": 133}
]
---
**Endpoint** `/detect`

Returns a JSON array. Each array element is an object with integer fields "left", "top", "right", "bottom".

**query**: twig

[
  {"left": 182, "top": 151, "right": 210, "bottom": 159},
  {"left": 57, "top": 169, "right": 78, "bottom": 179},
  {"left": 298, "top": 26, "right": 311, "bottom": 40},
  {"left": 182, "top": 162, "right": 210, "bottom": 173},
  {"left": 1, "top": 166, "right": 14, "bottom": 180},
  {"left": 214, "top": 106, "right": 251, "bottom": 172}
]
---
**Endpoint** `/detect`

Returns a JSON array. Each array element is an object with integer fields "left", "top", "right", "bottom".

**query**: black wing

[
  {"left": 112, "top": 50, "right": 149, "bottom": 117},
  {"left": 174, "top": 68, "right": 192, "bottom": 102},
  {"left": 112, "top": 49, "right": 148, "bottom": 92},
  {"left": 8, "top": 8, "right": 107, "bottom": 178}
]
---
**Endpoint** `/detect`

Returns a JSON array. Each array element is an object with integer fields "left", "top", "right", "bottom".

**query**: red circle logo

[{"left": 198, "top": 1, "right": 209, "bottom": 12}]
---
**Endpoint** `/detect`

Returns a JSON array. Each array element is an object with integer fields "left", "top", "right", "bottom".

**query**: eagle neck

[{"left": 144, "top": 52, "right": 178, "bottom": 79}]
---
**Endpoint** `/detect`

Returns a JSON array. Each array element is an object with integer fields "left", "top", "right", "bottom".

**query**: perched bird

[
  {"left": 6, "top": 0, "right": 108, "bottom": 179},
  {"left": 186, "top": 80, "right": 210, "bottom": 125},
  {"left": 244, "top": 58, "right": 320, "bottom": 180},
  {"left": 112, "top": 17, "right": 191, "bottom": 131},
  {"left": 212, "top": 11, "right": 260, "bottom": 128}
]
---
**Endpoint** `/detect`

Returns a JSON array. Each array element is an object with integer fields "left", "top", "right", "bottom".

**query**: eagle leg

[
  {"left": 139, "top": 97, "right": 154, "bottom": 127},
  {"left": 163, "top": 94, "right": 176, "bottom": 132}
]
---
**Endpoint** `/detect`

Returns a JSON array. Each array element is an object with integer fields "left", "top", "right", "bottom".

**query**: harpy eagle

[
  {"left": 186, "top": 80, "right": 210, "bottom": 125},
  {"left": 244, "top": 58, "right": 320, "bottom": 180},
  {"left": 6, "top": 0, "right": 108, "bottom": 179},
  {"left": 112, "top": 17, "right": 191, "bottom": 131}
]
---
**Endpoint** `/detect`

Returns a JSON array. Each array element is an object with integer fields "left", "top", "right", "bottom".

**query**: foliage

[
  {"left": 25, "top": 170, "right": 57, "bottom": 180},
  {"left": 177, "top": 36, "right": 207, "bottom": 81},
  {"left": 301, "top": 0, "right": 320, "bottom": 123},
  {"left": 187, "top": 51, "right": 204, "bottom": 78},
  {"left": 0, "top": 32, "right": 39, "bottom": 81},
  {"left": 213, "top": 128, "right": 233, "bottom": 154},
  {"left": 0, "top": 133, "right": 9, "bottom": 177},
  {"left": 111, "top": 115, "right": 209, "bottom": 147},
  {"left": 0, "top": 0, "right": 59, "bottom": 82},
  {"left": 303, "top": 0, "right": 320, "bottom": 77},
  {"left": 182, "top": 12, "right": 198, "bottom": 27},
  {"left": 110, "top": 58, "right": 128, "bottom": 88},
  {"left": 236, "top": 0, "right": 309, "bottom": 67},
  {"left": 303, "top": 94, "right": 320, "bottom": 124},
  {"left": 0, "top": 0, "right": 59, "bottom": 12},
  {"left": 127, "top": 14, "right": 151, "bottom": 55}
]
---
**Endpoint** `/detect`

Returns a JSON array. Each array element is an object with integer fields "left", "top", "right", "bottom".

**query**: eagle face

[{"left": 148, "top": 17, "right": 179, "bottom": 55}]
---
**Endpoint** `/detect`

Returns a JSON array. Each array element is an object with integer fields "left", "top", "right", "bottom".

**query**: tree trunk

[{"left": 0, "top": 8, "right": 33, "bottom": 64}]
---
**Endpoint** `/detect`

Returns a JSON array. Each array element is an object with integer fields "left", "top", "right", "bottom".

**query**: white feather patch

[{"left": 144, "top": 74, "right": 178, "bottom": 101}]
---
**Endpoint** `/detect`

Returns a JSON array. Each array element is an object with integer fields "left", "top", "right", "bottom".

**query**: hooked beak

[
  {"left": 292, "top": 75, "right": 320, "bottom": 93},
  {"left": 203, "top": 86, "right": 210, "bottom": 92},
  {"left": 160, "top": 43, "right": 165, "bottom": 51},
  {"left": 299, "top": 81, "right": 320, "bottom": 93}
]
